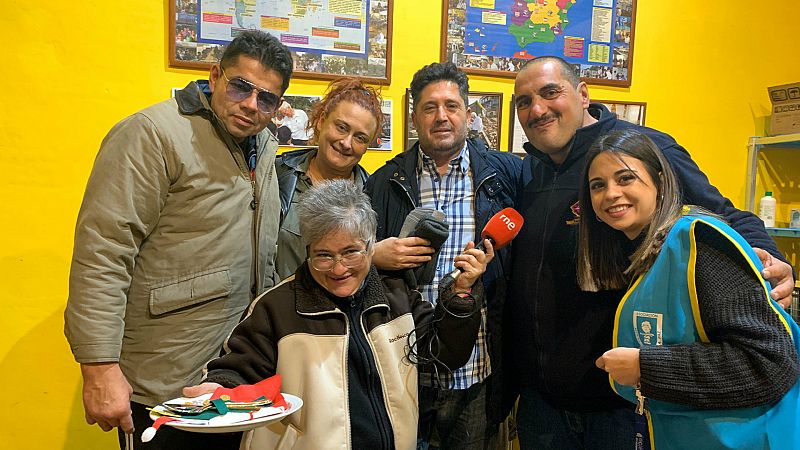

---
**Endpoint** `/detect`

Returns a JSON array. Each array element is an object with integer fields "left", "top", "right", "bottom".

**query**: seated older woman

[{"left": 184, "top": 179, "right": 493, "bottom": 450}]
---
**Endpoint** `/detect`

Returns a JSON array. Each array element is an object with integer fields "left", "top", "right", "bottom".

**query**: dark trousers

[
  {"left": 517, "top": 385, "right": 648, "bottom": 450},
  {"left": 117, "top": 401, "right": 242, "bottom": 450},
  {"left": 417, "top": 381, "right": 498, "bottom": 450}
]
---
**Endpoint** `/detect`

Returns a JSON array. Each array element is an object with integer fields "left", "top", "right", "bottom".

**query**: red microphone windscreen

[{"left": 481, "top": 208, "right": 524, "bottom": 249}]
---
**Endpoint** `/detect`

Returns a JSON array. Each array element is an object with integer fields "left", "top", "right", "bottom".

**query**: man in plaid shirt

[{"left": 366, "top": 62, "right": 521, "bottom": 449}]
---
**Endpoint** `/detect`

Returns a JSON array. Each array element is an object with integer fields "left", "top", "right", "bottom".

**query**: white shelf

[
  {"left": 745, "top": 133, "right": 800, "bottom": 216},
  {"left": 766, "top": 228, "right": 800, "bottom": 238}
]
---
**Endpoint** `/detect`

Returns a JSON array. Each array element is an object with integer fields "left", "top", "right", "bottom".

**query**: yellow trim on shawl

[
  {"left": 687, "top": 221, "right": 710, "bottom": 343},
  {"left": 610, "top": 274, "right": 644, "bottom": 395}
]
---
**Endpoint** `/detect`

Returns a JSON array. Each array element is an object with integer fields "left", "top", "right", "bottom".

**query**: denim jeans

[
  {"left": 417, "top": 381, "right": 498, "bottom": 450},
  {"left": 517, "top": 385, "right": 645, "bottom": 450}
]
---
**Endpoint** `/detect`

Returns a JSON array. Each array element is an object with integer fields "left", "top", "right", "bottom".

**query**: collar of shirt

[
  {"left": 416, "top": 141, "right": 470, "bottom": 178},
  {"left": 296, "top": 149, "right": 316, "bottom": 188}
]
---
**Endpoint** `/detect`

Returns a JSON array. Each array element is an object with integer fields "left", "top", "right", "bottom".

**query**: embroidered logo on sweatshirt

[{"left": 566, "top": 201, "right": 581, "bottom": 226}]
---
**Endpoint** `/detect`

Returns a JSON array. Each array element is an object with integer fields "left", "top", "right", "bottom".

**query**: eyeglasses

[
  {"left": 220, "top": 68, "right": 281, "bottom": 114},
  {"left": 308, "top": 242, "right": 370, "bottom": 272}
]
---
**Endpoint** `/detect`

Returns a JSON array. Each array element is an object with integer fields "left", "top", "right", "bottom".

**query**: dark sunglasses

[{"left": 220, "top": 68, "right": 280, "bottom": 114}]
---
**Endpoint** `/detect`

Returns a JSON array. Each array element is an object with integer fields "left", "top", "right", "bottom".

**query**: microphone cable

[{"left": 405, "top": 286, "right": 481, "bottom": 389}]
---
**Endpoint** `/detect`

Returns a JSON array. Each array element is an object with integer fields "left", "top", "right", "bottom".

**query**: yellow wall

[{"left": 2, "top": 1, "right": 798, "bottom": 447}]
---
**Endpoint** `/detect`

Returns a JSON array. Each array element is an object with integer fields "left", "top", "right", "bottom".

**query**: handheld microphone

[{"left": 439, "top": 207, "right": 524, "bottom": 291}]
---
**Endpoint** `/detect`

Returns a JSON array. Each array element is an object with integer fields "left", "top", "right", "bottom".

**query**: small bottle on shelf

[{"left": 759, "top": 191, "right": 777, "bottom": 228}]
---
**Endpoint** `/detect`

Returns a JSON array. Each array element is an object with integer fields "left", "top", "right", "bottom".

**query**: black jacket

[
  {"left": 364, "top": 138, "right": 522, "bottom": 425},
  {"left": 507, "top": 103, "right": 788, "bottom": 412}
]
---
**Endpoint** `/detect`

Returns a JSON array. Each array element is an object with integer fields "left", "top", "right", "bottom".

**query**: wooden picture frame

[
  {"left": 404, "top": 89, "right": 418, "bottom": 151},
  {"left": 593, "top": 99, "right": 646, "bottom": 125},
  {"left": 507, "top": 95, "right": 528, "bottom": 155},
  {"left": 441, "top": 0, "right": 637, "bottom": 87},
  {"left": 170, "top": 0, "right": 394, "bottom": 85},
  {"left": 368, "top": 99, "right": 393, "bottom": 151},
  {"left": 468, "top": 91, "right": 503, "bottom": 150},
  {"left": 404, "top": 89, "right": 503, "bottom": 151}
]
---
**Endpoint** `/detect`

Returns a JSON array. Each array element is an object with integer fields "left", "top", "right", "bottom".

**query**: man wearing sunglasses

[{"left": 64, "top": 30, "right": 293, "bottom": 449}]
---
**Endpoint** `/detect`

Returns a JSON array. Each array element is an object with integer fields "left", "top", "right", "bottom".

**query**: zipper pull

[{"left": 635, "top": 386, "right": 646, "bottom": 415}]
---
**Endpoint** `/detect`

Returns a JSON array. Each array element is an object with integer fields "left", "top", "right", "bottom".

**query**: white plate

[{"left": 150, "top": 393, "right": 303, "bottom": 433}]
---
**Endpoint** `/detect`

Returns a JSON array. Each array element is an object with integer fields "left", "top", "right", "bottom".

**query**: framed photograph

[
  {"left": 404, "top": 89, "right": 503, "bottom": 151},
  {"left": 467, "top": 92, "right": 503, "bottom": 149},
  {"left": 507, "top": 96, "right": 647, "bottom": 154},
  {"left": 441, "top": 0, "right": 637, "bottom": 87},
  {"left": 404, "top": 89, "right": 418, "bottom": 150},
  {"left": 274, "top": 94, "right": 321, "bottom": 147},
  {"left": 170, "top": 0, "right": 394, "bottom": 85},
  {"left": 507, "top": 96, "right": 528, "bottom": 155},
  {"left": 368, "top": 99, "right": 393, "bottom": 151},
  {"left": 594, "top": 99, "right": 646, "bottom": 125}
]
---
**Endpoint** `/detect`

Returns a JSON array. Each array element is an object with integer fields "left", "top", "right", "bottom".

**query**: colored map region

[
  {"left": 508, "top": 0, "right": 574, "bottom": 47},
  {"left": 465, "top": 0, "right": 605, "bottom": 63},
  {"left": 234, "top": 0, "right": 255, "bottom": 28}
]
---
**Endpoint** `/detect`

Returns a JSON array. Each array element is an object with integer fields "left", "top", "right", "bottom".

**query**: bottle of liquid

[{"left": 759, "top": 191, "right": 777, "bottom": 227}]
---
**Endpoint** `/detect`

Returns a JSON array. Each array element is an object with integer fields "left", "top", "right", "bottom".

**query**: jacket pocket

[{"left": 149, "top": 268, "right": 232, "bottom": 315}]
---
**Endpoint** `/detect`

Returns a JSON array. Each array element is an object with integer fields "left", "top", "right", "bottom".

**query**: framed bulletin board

[
  {"left": 441, "top": 0, "right": 636, "bottom": 87},
  {"left": 170, "top": 0, "right": 394, "bottom": 84}
]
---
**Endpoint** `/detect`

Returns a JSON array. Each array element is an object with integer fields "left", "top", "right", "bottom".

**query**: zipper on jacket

[
  {"left": 634, "top": 387, "right": 650, "bottom": 447},
  {"left": 474, "top": 171, "right": 497, "bottom": 239},
  {"left": 339, "top": 308, "right": 353, "bottom": 449},
  {"left": 534, "top": 169, "right": 559, "bottom": 393},
  {"left": 212, "top": 112, "right": 262, "bottom": 297},
  {"left": 350, "top": 298, "right": 393, "bottom": 450},
  {"left": 235, "top": 155, "right": 260, "bottom": 297},
  {"left": 249, "top": 174, "right": 259, "bottom": 296},
  {"left": 390, "top": 177, "right": 417, "bottom": 208}
]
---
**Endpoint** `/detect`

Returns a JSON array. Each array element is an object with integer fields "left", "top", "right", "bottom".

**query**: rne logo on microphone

[{"left": 499, "top": 214, "right": 516, "bottom": 230}]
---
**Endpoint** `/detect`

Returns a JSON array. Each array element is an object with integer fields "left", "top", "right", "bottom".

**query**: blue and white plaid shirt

[{"left": 417, "top": 144, "right": 491, "bottom": 389}]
